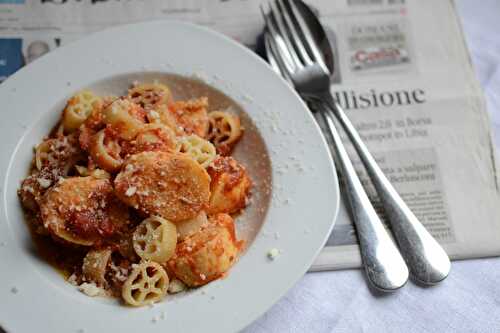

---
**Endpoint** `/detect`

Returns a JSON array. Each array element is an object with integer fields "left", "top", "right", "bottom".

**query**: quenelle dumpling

[
  {"left": 39, "top": 177, "right": 129, "bottom": 246},
  {"left": 168, "top": 213, "right": 243, "bottom": 287},
  {"left": 125, "top": 123, "right": 177, "bottom": 155},
  {"left": 114, "top": 151, "right": 210, "bottom": 222},
  {"left": 207, "top": 156, "right": 252, "bottom": 214},
  {"left": 127, "top": 82, "right": 172, "bottom": 111},
  {"left": 152, "top": 97, "right": 209, "bottom": 138},
  {"left": 176, "top": 211, "right": 208, "bottom": 241},
  {"left": 168, "top": 97, "right": 209, "bottom": 138}
]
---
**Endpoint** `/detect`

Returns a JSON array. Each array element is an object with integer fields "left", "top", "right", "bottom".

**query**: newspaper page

[{"left": 0, "top": 0, "right": 499, "bottom": 271}]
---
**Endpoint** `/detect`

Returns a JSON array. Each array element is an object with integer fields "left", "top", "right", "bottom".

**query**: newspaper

[{"left": 0, "top": 0, "right": 499, "bottom": 271}]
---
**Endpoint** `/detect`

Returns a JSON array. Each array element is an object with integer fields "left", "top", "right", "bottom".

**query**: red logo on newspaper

[
  {"left": 351, "top": 46, "right": 409, "bottom": 71},
  {"left": 354, "top": 47, "right": 400, "bottom": 64}
]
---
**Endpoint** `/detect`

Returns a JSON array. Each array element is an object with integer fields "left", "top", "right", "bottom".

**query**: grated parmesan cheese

[
  {"left": 78, "top": 282, "right": 105, "bottom": 297},
  {"left": 110, "top": 262, "right": 128, "bottom": 282},
  {"left": 24, "top": 185, "right": 35, "bottom": 193},
  {"left": 37, "top": 178, "right": 52, "bottom": 188},
  {"left": 67, "top": 273, "right": 78, "bottom": 286},
  {"left": 149, "top": 110, "right": 159, "bottom": 119},
  {"left": 168, "top": 279, "right": 187, "bottom": 294},
  {"left": 267, "top": 248, "right": 281, "bottom": 260},
  {"left": 125, "top": 186, "right": 137, "bottom": 197}
]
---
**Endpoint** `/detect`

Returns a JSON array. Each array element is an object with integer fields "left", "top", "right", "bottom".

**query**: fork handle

[
  {"left": 313, "top": 100, "right": 408, "bottom": 292},
  {"left": 322, "top": 93, "right": 451, "bottom": 285}
]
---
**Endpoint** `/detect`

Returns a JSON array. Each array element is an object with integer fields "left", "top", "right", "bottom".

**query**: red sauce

[
  {"left": 66, "top": 210, "right": 115, "bottom": 239},
  {"left": 79, "top": 126, "right": 96, "bottom": 151},
  {"left": 208, "top": 157, "right": 242, "bottom": 190}
]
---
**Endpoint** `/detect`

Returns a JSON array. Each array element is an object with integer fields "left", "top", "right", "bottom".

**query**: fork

[{"left": 262, "top": 0, "right": 450, "bottom": 286}]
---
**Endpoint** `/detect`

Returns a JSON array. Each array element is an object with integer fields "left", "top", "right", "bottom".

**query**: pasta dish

[{"left": 18, "top": 82, "right": 252, "bottom": 306}]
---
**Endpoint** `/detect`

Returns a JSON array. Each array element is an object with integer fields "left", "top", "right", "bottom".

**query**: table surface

[{"left": 245, "top": 1, "right": 500, "bottom": 332}]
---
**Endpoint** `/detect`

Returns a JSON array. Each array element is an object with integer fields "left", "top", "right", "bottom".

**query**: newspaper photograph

[{"left": 0, "top": 0, "right": 499, "bottom": 271}]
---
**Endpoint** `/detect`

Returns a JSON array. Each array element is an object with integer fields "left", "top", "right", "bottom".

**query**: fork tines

[{"left": 261, "top": 0, "right": 327, "bottom": 72}]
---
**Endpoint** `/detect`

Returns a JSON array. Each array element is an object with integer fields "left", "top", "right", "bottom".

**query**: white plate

[{"left": 0, "top": 21, "right": 339, "bottom": 333}]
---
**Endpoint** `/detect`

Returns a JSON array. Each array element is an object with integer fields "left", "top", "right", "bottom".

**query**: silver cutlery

[
  {"left": 263, "top": 4, "right": 409, "bottom": 292},
  {"left": 261, "top": 0, "right": 450, "bottom": 286}
]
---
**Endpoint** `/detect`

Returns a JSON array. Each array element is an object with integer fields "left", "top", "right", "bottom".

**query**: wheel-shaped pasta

[
  {"left": 133, "top": 216, "right": 177, "bottom": 263},
  {"left": 89, "top": 129, "right": 123, "bottom": 172},
  {"left": 176, "top": 211, "right": 208, "bottom": 241},
  {"left": 82, "top": 248, "right": 112, "bottom": 286},
  {"left": 122, "top": 261, "right": 169, "bottom": 306},
  {"left": 176, "top": 135, "right": 216, "bottom": 168},
  {"left": 168, "top": 213, "right": 242, "bottom": 287},
  {"left": 129, "top": 123, "right": 177, "bottom": 154},
  {"left": 114, "top": 151, "right": 210, "bottom": 222},
  {"left": 207, "top": 111, "right": 242, "bottom": 155},
  {"left": 148, "top": 106, "right": 181, "bottom": 135},
  {"left": 20, "top": 162, "right": 87, "bottom": 212},
  {"left": 18, "top": 172, "right": 45, "bottom": 212},
  {"left": 102, "top": 99, "right": 146, "bottom": 140},
  {"left": 40, "top": 177, "right": 129, "bottom": 246},
  {"left": 77, "top": 95, "right": 118, "bottom": 147},
  {"left": 78, "top": 96, "right": 115, "bottom": 143},
  {"left": 35, "top": 140, "right": 52, "bottom": 171},
  {"left": 207, "top": 156, "right": 252, "bottom": 214},
  {"left": 20, "top": 135, "right": 83, "bottom": 211},
  {"left": 62, "top": 91, "right": 102, "bottom": 133},
  {"left": 35, "top": 135, "right": 82, "bottom": 172},
  {"left": 127, "top": 83, "right": 171, "bottom": 110}
]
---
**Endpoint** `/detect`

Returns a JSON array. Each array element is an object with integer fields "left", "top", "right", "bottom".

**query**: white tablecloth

[{"left": 245, "top": 1, "right": 500, "bottom": 332}]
